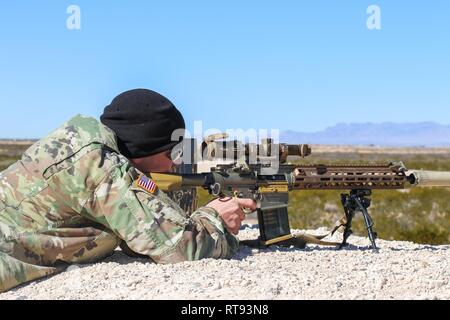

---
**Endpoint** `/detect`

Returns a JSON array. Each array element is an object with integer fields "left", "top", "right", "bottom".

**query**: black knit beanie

[{"left": 100, "top": 89, "right": 185, "bottom": 158}]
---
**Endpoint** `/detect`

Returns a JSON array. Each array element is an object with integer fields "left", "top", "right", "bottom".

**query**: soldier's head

[{"left": 100, "top": 89, "right": 185, "bottom": 173}]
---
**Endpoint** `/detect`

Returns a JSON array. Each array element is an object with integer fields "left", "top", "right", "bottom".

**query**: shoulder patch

[{"left": 134, "top": 174, "right": 159, "bottom": 194}]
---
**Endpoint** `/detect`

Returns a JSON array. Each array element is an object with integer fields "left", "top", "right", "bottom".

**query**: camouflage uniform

[{"left": 0, "top": 115, "right": 238, "bottom": 293}]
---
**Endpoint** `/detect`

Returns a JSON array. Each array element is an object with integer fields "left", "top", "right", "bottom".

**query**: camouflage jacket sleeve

[{"left": 81, "top": 153, "right": 239, "bottom": 263}]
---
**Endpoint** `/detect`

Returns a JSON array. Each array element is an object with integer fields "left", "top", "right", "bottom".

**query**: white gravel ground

[{"left": 1, "top": 226, "right": 449, "bottom": 300}]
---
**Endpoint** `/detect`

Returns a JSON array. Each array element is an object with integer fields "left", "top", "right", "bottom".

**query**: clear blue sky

[{"left": 0, "top": 1, "right": 449, "bottom": 138}]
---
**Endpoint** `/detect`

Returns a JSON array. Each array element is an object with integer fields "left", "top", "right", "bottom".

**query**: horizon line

[{"left": 1, "top": 121, "right": 450, "bottom": 140}]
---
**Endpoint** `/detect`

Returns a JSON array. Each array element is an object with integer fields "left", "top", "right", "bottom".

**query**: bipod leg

[
  {"left": 339, "top": 193, "right": 355, "bottom": 249},
  {"left": 355, "top": 198, "right": 378, "bottom": 251}
]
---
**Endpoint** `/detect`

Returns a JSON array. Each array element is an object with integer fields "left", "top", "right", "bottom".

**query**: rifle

[{"left": 160, "top": 137, "right": 450, "bottom": 251}]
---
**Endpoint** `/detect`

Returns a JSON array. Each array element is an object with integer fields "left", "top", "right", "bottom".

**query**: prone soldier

[{"left": 0, "top": 89, "right": 256, "bottom": 292}]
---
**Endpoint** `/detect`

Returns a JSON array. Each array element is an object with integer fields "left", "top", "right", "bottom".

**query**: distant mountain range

[
  {"left": 280, "top": 122, "right": 450, "bottom": 147},
  {"left": 2, "top": 123, "right": 450, "bottom": 148}
]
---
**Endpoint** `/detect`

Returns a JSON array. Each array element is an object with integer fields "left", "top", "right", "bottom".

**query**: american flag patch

[{"left": 136, "top": 174, "right": 158, "bottom": 194}]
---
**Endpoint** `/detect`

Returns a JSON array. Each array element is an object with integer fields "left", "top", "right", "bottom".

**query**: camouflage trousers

[{"left": 0, "top": 226, "right": 120, "bottom": 293}]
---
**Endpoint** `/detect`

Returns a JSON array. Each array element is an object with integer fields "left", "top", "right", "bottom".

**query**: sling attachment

[{"left": 240, "top": 231, "right": 341, "bottom": 249}]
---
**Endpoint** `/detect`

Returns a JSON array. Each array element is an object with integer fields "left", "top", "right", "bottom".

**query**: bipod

[{"left": 339, "top": 189, "right": 378, "bottom": 251}]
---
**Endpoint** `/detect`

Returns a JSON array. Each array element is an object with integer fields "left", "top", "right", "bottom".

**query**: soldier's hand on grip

[{"left": 206, "top": 197, "right": 257, "bottom": 235}]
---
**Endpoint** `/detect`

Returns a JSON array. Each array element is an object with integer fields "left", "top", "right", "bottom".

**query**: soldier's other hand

[{"left": 206, "top": 197, "right": 257, "bottom": 235}]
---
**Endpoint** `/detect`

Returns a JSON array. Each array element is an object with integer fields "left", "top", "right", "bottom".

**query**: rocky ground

[{"left": 1, "top": 225, "right": 448, "bottom": 300}]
